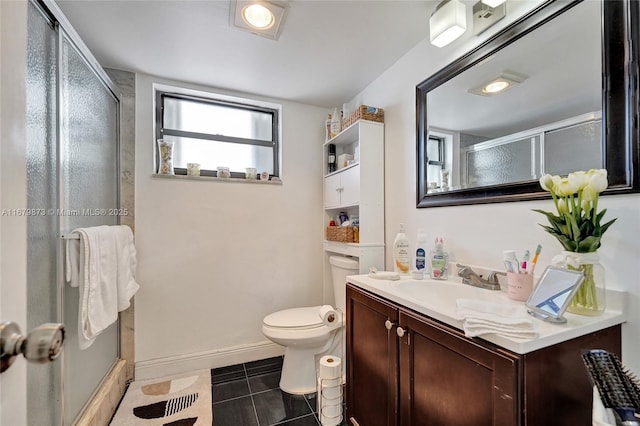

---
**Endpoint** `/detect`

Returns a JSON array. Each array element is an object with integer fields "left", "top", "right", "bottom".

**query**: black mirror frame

[{"left": 416, "top": 0, "right": 639, "bottom": 208}]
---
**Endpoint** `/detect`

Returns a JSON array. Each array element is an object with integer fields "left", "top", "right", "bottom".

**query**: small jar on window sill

[{"left": 157, "top": 139, "right": 174, "bottom": 175}]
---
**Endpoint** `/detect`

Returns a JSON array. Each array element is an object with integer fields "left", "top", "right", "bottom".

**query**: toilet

[{"left": 262, "top": 255, "right": 359, "bottom": 395}]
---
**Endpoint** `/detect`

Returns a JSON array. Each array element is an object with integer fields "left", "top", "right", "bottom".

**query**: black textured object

[{"left": 582, "top": 349, "right": 640, "bottom": 425}]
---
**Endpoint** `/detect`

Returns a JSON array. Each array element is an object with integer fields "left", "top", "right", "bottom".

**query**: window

[
  {"left": 426, "top": 135, "right": 445, "bottom": 187},
  {"left": 155, "top": 87, "right": 280, "bottom": 178}
]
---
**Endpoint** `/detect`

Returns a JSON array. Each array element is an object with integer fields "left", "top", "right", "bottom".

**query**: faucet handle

[
  {"left": 456, "top": 264, "right": 471, "bottom": 276},
  {"left": 487, "top": 271, "right": 507, "bottom": 284}
]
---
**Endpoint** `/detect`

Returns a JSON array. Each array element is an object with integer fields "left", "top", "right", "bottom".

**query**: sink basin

[{"left": 384, "top": 278, "right": 515, "bottom": 317}]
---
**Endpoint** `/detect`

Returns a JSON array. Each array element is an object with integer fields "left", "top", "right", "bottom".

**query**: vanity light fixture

[
  {"left": 231, "top": 0, "right": 290, "bottom": 40},
  {"left": 429, "top": 0, "right": 467, "bottom": 48},
  {"left": 473, "top": 0, "right": 506, "bottom": 35},
  {"left": 480, "top": 0, "right": 506, "bottom": 8},
  {"left": 468, "top": 73, "right": 525, "bottom": 97}
]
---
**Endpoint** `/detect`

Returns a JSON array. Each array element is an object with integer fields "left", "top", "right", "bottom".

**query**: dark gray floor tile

[
  {"left": 273, "top": 413, "right": 320, "bottom": 426},
  {"left": 248, "top": 371, "right": 281, "bottom": 394},
  {"left": 304, "top": 393, "right": 317, "bottom": 414},
  {"left": 253, "top": 389, "right": 313, "bottom": 426},
  {"left": 212, "top": 378, "right": 250, "bottom": 403},
  {"left": 212, "top": 395, "right": 258, "bottom": 426},
  {"left": 246, "top": 356, "right": 283, "bottom": 377},
  {"left": 212, "top": 364, "right": 246, "bottom": 384}
]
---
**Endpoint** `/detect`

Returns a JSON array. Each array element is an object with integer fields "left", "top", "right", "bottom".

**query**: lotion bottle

[
  {"left": 393, "top": 223, "right": 410, "bottom": 275},
  {"left": 429, "top": 237, "right": 448, "bottom": 280}
]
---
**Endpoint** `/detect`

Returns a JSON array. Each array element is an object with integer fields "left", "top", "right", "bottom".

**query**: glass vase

[
  {"left": 563, "top": 251, "right": 605, "bottom": 316},
  {"left": 157, "top": 139, "right": 174, "bottom": 175}
]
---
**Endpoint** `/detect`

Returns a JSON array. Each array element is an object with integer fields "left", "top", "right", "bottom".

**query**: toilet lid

[{"left": 263, "top": 306, "right": 324, "bottom": 329}]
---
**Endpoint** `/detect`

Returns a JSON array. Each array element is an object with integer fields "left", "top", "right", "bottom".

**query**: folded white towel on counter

[
  {"left": 66, "top": 225, "right": 140, "bottom": 350},
  {"left": 456, "top": 298, "right": 538, "bottom": 339}
]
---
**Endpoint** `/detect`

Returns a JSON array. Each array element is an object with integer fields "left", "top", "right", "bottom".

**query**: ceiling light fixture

[
  {"left": 429, "top": 0, "right": 467, "bottom": 48},
  {"left": 231, "top": 0, "right": 290, "bottom": 40},
  {"left": 480, "top": 0, "right": 506, "bottom": 8},
  {"left": 468, "top": 73, "right": 525, "bottom": 97},
  {"left": 473, "top": 0, "right": 506, "bottom": 35},
  {"left": 242, "top": 4, "right": 275, "bottom": 29}
]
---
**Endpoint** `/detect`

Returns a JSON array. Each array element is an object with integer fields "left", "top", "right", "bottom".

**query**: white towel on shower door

[{"left": 66, "top": 225, "right": 140, "bottom": 350}]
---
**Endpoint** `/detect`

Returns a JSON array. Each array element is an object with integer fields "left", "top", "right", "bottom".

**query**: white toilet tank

[{"left": 329, "top": 256, "right": 359, "bottom": 312}]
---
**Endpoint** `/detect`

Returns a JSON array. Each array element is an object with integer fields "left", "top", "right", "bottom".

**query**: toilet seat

[{"left": 263, "top": 306, "right": 325, "bottom": 330}]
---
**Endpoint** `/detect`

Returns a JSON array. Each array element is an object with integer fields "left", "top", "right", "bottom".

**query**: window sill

[{"left": 152, "top": 173, "right": 283, "bottom": 185}]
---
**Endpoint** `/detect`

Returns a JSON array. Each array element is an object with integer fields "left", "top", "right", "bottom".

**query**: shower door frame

[{"left": 33, "top": 0, "right": 130, "bottom": 424}]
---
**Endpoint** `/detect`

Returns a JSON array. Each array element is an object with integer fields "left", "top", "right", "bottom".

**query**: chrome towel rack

[{"left": 60, "top": 233, "right": 80, "bottom": 240}]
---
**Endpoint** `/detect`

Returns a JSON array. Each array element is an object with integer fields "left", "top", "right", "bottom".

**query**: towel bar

[{"left": 61, "top": 234, "right": 80, "bottom": 240}]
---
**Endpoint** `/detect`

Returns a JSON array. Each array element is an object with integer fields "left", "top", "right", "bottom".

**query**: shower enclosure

[{"left": 26, "top": 1, "right": 121, "bottom": 423}]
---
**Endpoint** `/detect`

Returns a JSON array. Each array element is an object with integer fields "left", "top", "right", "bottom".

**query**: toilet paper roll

[
  {"left": 320, "top": 405, "right": 343, "bottom": 426},
  {"left": 318, "top": 305, "right": 339, "bottom": 327},
  {"left": 318, "top": 355, "right": 342, "bottom": 380},
  {"left": 317, "top": 377, "right": 343, "bottom": 426},
  {"left": 320, "top": 382, "right": 342, "bottom": 401}
]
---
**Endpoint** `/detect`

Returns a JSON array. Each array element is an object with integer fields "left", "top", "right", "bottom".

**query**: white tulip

[
  {"left": 587, "top": 169, "right": 608, "bottom": 193},
  {"left": 539, "top": 174, "right": 554, "bottom": 192},
  {"left": 582, "top": 185, "right": 597, "bottom": 202},
  {"left": 568, "top": 171, "right": 589, "bottom": 191},
  {"left": 555, "top": 177, "right": 579, "bottom": 197},
  {"left": 557, "top": 198, "right": 568, "bottom": 214}
]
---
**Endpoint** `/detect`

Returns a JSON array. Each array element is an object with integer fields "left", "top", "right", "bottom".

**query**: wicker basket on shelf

[
  {"left": 342, "top": 105, "right": 384, "bottom": 129},
  {"left": 326, "top": 226, "right": 355, "bottom": 243}
]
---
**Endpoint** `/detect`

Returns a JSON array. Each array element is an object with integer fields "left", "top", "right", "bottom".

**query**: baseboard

[{"left": 134, "top": 340, "right": 285, "bottom": 381}]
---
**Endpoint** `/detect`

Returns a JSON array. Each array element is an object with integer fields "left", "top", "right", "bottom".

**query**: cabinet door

[
  {"left": 398, "top": 310, "right": 520, "bottom": 426},
  {"left": 324, "top": 173, "right": 341, "bottom": 209},
  {"left": 340, "top": 165, "right": 360, "bottom": 207},
  {"left": 346, "top": 285, "right": 399, "bottom": 426}
]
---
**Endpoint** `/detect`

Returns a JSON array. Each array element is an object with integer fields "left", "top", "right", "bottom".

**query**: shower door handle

[{"left": 0, "top": 321, "right": 65, "bottom": 373}]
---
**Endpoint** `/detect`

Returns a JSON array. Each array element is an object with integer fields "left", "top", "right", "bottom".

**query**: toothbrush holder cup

[{"left": 506, "top": 272, "right": 534, "bottom": 301}]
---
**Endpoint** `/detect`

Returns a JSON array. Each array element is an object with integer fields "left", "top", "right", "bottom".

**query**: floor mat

[{"left": 111, "top": 370, "right": 212, "bottom": 426}]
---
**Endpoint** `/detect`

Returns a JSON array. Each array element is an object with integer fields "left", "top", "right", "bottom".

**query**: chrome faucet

[{"left": 456, "top": 264, "right": 505, "bottom": 291}]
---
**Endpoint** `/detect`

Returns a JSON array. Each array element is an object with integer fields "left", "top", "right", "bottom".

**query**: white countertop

[{"left": 346, "top": 274, "right": 626, "bottom": 354}]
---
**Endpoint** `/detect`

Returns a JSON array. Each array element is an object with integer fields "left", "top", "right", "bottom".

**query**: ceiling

[{"left": 56, "top": 0, "right": 435, "bottom": 107}]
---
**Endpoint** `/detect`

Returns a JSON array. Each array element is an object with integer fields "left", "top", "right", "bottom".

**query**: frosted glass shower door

[
  {"left": 60, "top": 33, "right": 120, "bottom": 425},
  {"left": 25, "top": 3, "right": 60, "bottom": 424}
]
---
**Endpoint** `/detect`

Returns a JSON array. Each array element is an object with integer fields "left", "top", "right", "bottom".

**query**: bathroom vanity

[{"left": 345, "top": 276, "right": 625, "bottom": 426}]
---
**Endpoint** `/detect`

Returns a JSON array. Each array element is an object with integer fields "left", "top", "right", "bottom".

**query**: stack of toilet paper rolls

[{"left": 317, "top": 355, "right": 343, "bottom": 426}]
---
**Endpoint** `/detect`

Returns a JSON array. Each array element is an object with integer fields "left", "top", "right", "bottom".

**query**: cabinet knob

[
  {"left": 384, "top": 320, "right": 395, "bottom": 330},
  {"left": 396, "top": 326, "right": 406, "bottom": 338}
]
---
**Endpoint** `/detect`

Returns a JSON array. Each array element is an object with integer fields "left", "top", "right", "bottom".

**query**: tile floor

[{"left": 211, "top": 356, "right": 347, "bottom": 426}]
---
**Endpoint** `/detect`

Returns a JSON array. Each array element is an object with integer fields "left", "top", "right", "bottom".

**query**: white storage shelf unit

[{"left": 323, "top": 120, "right": 385, "bottom": 275}]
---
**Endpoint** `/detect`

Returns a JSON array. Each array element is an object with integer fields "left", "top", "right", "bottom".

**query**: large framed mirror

[{"left": 416, "top": 0, "right": 639, "bottom": 208}]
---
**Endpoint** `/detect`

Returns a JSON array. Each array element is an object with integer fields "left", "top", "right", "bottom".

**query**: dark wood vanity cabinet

[{"left": 345, "top": 284, "right": 621, "bottom": 426}]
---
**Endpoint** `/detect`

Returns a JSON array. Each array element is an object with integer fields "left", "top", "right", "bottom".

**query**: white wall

[
  {"left": 134, "top": 73, "right": 327, "bottom": 373},
  {"left": 353, "top": 2, "right": 640, "bottom": 374},
  {"left": 0, "top": 1, "right": 29, "bottom": 422}
]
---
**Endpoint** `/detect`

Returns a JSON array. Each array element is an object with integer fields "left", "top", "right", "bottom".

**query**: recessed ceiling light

[
  {"left": 468, "top": 73, "right": 526, "bottom": 97},
  {"left": 242, "top": 4, "right": 275, "bottom": 29},
  {"left": 231, "top": 0, "right": 290, "bottom": 41},
  {"left": 483, "top": 80, "right": 510, "bottom": 93}
]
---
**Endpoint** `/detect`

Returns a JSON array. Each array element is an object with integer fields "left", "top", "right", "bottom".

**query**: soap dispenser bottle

[
  {"left": 415, "top": 228, "right": 428, "bottom": 273},
  {"left": 393, "top": 223, "right": 410, "bottom": 275},
  {"left": 429, "top": 237, "right": 448, "bottom": 280}
]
